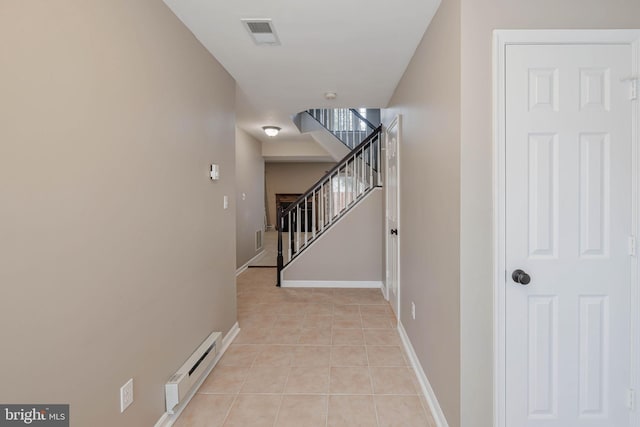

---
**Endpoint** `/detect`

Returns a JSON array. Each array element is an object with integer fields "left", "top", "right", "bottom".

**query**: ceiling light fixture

[
  {"left": 325, "top": 91, "right": 337, "bottom": 100},
  {"left": 262, "top": 126, "right": 281, "bottom": 137}
]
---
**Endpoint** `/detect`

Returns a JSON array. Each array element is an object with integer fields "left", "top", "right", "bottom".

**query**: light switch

[
  {"left": 242, "top": 193, "right": 246, "bottom": 201},
  {"left": 210, "top": 164, "right": 220, "bottom": 181},
  {"left": 223, "top": 195, "right": 229, "bottom": 210}
]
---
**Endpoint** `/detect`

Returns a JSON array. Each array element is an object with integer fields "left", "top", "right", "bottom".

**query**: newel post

[{"left": 276, "top": 206, "right": 283, "bottom": 287}]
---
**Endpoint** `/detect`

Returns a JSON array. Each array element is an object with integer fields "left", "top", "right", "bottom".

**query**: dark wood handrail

[
  {"left": 277, "top": 207, "right": 283, "bottom": 286},
  {"left": 348, "top": 108, "right": 377, "bottom": 130},
  {"left": 280, "top": 125, "right": 382, "bottom": 217}
]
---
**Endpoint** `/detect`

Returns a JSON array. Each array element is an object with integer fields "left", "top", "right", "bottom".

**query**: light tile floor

[{"left": 175, "top": 268, "right": 436, "bottom": 427}]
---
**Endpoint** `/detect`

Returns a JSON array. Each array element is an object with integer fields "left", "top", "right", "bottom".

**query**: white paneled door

[
  {"left": 505, "top": 44, "right": 634, "bottom": 426},
  {"left": 386, "top": 116, "right": 400, "bottom": 319}
]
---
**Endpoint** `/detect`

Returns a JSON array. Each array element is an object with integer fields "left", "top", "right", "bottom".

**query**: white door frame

[
  {"left": 385, "top": 115, "right": 401, "bottom": 320},
  {"left": 493, "top": 29, "right": 640, "bottom": 427}
]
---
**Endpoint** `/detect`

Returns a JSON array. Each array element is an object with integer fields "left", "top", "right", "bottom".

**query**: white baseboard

[
  {"left": 154, "top": 322, "right": 241, "bottom": 427},
  {"left": 397, "top": 322, "right": 449, "bottom": 427},
  {"left": 382, "top": 280, "right": 389, "bottom": 300},
  {"left": 235, "top": 250, "right": 265, "bottom": 276},
  {"left": 281, "top": 280, "right": 383, "bottom": 289},
  {"left": 154, "top": 411, "right": 170, "bottom": 427}
]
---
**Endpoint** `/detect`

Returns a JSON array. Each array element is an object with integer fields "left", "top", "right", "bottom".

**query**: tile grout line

[
  {"left": 364, "top": 318, "right": 382, "bottom": 427},
  {"left": 219, "top": 345, "right": 256, "bottom": 426},
  {"left": 194, "top": 391, "right": 421, "bottom": 396},
  {"left": 326, "top": 288, "right": 336, "bottom": 427},
  {"left": 219, "top": 394, "right": 238, "bottom": 427},
  {"left": 320, "top": 350, "right": 331, "bottom": 426},
  {"left": 270, "top": 394, "right": 285, "bottom": 427}
]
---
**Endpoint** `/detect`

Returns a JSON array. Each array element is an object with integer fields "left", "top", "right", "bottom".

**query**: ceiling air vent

[{"left": 241, "top": 19, "right": 281, "bottom": 46}]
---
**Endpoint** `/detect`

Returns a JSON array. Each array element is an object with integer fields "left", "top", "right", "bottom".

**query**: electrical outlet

[
  {"left": 120, "top": 378, "right": 134, "bottom": 413},
  {"left": 411, "top": 302, "right": 416, "bottom": 320}
]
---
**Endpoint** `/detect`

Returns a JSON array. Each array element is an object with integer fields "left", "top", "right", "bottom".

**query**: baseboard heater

[{"left": 165, "top": 331, "right": 222, "bottom": 414}]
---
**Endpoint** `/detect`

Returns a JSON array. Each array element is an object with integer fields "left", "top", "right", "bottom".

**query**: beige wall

[
  {"left": 382, "top": 0, "right": 461, "bottom": 425},
  {"left": 459, "top": 2, "right": 640, "bottom": 426},
  {"left": 283, "top": 189, "right": 384, "bottom": 282},
  {"left": 384, "top": 1, "right": 640, "bottom": 425},
  {"left": 236, "top": 128, "right": 265, "bottom": 268},
  {"left": 0, "top": 2, "right": 237, "bottom": 426},
  {"left": 265, "top": 162, "right": 336, "bottom": 227},
  {"left": 262, "top": 139, "right": 334, "bottom": 163}
]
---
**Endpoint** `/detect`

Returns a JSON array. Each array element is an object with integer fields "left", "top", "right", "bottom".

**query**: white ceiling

[{"left": 163, "top": 0, "right": 440, "bottom": 144}]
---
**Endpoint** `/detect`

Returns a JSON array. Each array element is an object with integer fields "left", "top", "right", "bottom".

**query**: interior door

[
  {"left": 505, "top": 44, "right": 633, "bottom": 426},
  {"left": 386, "top": 116, "right": 400, "bottom": 318}
]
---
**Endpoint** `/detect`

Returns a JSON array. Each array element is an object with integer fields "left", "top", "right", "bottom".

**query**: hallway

[
  {"left": 247, "top": 231, "right": 283, "bottom": 267},
  {"left": 174, "top": 268, "right": 436, "bottom": 426}
]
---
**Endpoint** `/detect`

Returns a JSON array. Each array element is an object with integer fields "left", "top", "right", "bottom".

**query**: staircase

[
  {"left": 277, "top": 109, "right": 382, "bottom": 286},
  {"left": 293, "top": 108, "right": 380, "bottom": 161},
  {"left": 306, "top": 108, "right": 378, "bottom": 150}
]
